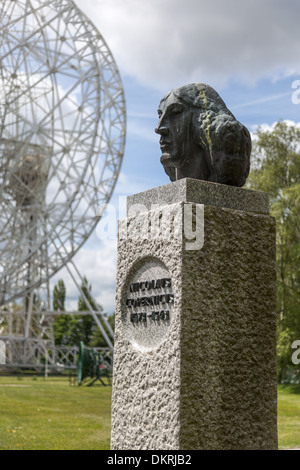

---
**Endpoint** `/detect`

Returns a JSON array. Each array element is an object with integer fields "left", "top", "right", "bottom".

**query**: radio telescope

[{"left": 0, "top": 0, "right": 126, "bottom": 368}]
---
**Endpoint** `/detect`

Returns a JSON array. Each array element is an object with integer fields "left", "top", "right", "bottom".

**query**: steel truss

[
  {"left": 0, "top": 305, "right": 113, "bottom": 371},
  {"left": 0, "top": 0, "right": 125, "bottom": 370}
]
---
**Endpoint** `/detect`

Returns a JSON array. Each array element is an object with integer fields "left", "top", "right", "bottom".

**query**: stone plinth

[
  {"left": 111, "top": 179, "right": 277, "bottom": 450},
  {"left": 127, "top": 177, "right": 270, "bottom": 215}
]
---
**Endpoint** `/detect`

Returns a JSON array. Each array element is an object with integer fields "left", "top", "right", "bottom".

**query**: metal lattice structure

[{"left": 0, "top": 0, "right": 126, "bottom": 369}]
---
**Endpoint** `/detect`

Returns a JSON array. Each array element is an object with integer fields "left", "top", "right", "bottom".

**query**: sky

[{"left": 51, "top": 0, "right": 300, "bottom": 314}]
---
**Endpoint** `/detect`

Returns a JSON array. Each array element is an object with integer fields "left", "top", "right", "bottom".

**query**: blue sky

[{"left": 51, "top": 0, "right": 300, "bottom": 314}]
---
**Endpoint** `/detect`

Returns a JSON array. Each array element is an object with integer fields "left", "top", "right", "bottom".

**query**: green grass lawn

[
  {"left": 0, "top": 375, "right": 299, "bottom": 450},
  {"left": 278, "top": 384, "right": 300, "bottom": 450},
  {"left": 0, "top": 375, "right": 112, "bottom": 450}
]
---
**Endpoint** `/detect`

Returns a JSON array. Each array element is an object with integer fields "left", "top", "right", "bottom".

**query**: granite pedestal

[{"left": 111, "top": 178, "right": 277, "bottom": 450}]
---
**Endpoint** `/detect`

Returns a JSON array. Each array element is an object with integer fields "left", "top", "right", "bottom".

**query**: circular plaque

[{"left": 122, "top": 258, "right": 174, "bottom": 352}]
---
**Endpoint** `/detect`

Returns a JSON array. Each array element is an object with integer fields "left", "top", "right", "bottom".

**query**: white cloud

[
  {"left": 249, "top": 119, "right": 300, "bottom": 148},
  {"left": 75, "top": 0, "right": 300, "bottom": 91},
  {"left": 250, "top": 119, "right": 300, "bottom": 134},
  {"left": 50, "top": 237, "right": 117, "bottom": 314}
]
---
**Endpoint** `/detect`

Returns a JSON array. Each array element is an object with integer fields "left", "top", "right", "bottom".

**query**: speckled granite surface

[
  {"left": 111, "top": 182, "right": 277, "bottom": 450},
  {"left": 127, "top": 178, "right": 269, "bottom": 216}
]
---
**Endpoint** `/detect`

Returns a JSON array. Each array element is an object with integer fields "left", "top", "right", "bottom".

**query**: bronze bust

[{"left": 155, "top": 83, "right": 251, "bottom": 187}]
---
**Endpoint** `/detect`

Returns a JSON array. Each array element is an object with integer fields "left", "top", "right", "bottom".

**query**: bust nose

[{"left": 155, "top": 125, "right": 168, "bottom": 136}]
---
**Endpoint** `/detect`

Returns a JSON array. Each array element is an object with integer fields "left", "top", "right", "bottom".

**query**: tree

[
  {"left": 52, "top": 276, "right": 110, "bottom": 348},
  {"left": 52, "top": 279, "right": 72, "bottom": 347},
  {"left": 76, "top": 276, "right": 98, "bottom": 346},
  {"left": 53, "top": 279, "right": 66, "bottom": 311},
  {"left": 90, "top": 312, "right": 115, "bottom": 348},
  {"left": 247, "top": 121, "right": 300, "bottom": 381}
]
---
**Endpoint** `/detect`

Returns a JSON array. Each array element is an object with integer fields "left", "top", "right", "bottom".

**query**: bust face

[
  {"left": 155, "top": 90, "right": 210, "bottom": 181},
  {"left": 155, "top": 91, "right": 190, "bottom": 169},
  {"left": 155, "top": 83, "right": 251, "bottom": 186}
]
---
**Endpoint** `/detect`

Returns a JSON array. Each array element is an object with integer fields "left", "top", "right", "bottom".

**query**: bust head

[{"left": 155, "top": 83, "right": 251, "bottom": 186}]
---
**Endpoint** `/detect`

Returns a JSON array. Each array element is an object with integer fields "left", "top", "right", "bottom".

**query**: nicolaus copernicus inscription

[{"left": 123, "top": 258, "right": 174, "bottom": 352}]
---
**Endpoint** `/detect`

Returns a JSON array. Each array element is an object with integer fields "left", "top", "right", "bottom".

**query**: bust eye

[{"left": 171, "top": 106, "right": 183, "bottom": 115}]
